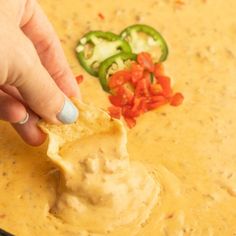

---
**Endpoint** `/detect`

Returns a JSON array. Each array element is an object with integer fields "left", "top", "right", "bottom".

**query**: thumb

[{"left": 10, "top": 30, "right": 79, "bottom": 124}]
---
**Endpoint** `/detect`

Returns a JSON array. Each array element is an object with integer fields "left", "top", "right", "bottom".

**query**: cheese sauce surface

[{"left": 1, "top": 0, "right": 236, "bottom": 235}]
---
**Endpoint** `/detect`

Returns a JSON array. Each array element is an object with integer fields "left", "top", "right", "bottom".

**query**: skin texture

[{"left": 0, "top": 0, "right": 80, "bottom": 146}]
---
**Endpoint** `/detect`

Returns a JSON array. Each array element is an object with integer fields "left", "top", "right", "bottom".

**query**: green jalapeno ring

[
  {"left": 120, "top": 24, "right": 169, "bottom": 62},
  {"left": 98, "top": 52, "right": 137, "bottom": 92},
  {"left": 76, "top": 31, "right": 132, "bottom": 77}
]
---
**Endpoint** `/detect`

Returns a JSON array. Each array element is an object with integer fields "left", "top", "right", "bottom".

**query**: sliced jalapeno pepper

[
  {"left": 120, "top": 24, "right": 168, "bottom": 62},
  {"left": 76, "top": 31, "right": 132, "bottom": 77},
  {"left": 98, "top": 52, "right": 137, "bottom": 92}
]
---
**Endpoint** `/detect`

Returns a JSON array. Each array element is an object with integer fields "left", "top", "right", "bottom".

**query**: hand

[{"left": 0, "top": 0, "right": 80, "bottom": 146}]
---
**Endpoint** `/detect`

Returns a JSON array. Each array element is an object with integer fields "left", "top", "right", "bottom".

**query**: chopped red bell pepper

[
  {"left": 76, "top": 75, "right": 84, "bottom": 84},
  {"left": 108, "top": 106, "right": 122, "bottom": 119},
  {"left": 150, "top": 84, "right": 162, "bottom": 95},
  {"left": 147, "top": 98, "right": 168, "bottom": 110},
  {"left": 106, "top": 52, "right": 183, "bottom": 128},
  {"left": 122, "top": 97, "right": 143, "bottom": 118},
  {"left": 150, "top": 95, "right": 167, "bottom": 103},
  {"left": 130, "top": 62, "right": 144, "bottom": 84},
  {"left": 109, "top": 86, "right": 133, "bottom": 107},
  {"left": 170, "top": 93, "right": 184, "bottom": 106},
  {"left": 135, "top": 78, "right": 150, "bottom": 97},
  {"left": 137, "top": 52, "right": 155, "bottom": 72},
  {"left": 157, "top": 76, "right": 173, "bottom": 98},
  {"left": 154, "top": 63, "right": 164, "bottom": 77},
  {"left": 108, "top": 70, "right": 131, "bottom": 89},
  {"left": 124, "top": 117, "right": 136, "bottom": 128}
]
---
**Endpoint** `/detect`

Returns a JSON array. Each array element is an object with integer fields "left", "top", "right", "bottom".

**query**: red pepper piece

[
  {"left": 170, "top": 93, "right": 184, "bottom": 106},
  {"left": 154, "top": 63, "right": 164, "bottom": 77},
  {"left": 150, "top": 84, "right": 161, "bottom": 95},
  {"left": 157, "top": 76, "right": 173, "bottom": 98},
  {"left": 135, "top": 78, "right": 150, "bottom": 97},
  {"left": 139, "top": 97, "right": 148, "bottom": 113},
  {"left": 137, "top": 52, "right": 155, "bottom": 72},
  {"left": 108, "top": 106, "right": 122, "bottom": 119},
  {"left": 108, "top": 70, "right": 131, "bottom": 89},
  {"left": 143, "top": 71, "right": 152, "bottom": 87},
  {"left": 147, "top": 101, "right": 167, "bottom": 110},
  {"left": 123, "top": 98, "right": 142, "bottom": 118},
  {"left": 146, "top": 94, "right": 167, "bottom": 110},
  {"left": 117, "top": 86, "right": 134, "bottom": 102},
  {"left": 109, "top": 86, "right": 133, "bottom": 107},
  {"left": 130, "top": 62, "right": 144, "bottom": 84},
  {"left": 76, "top": 75, "right": 84, "bottom": 84},
  {"left": 151, "top": 95, "right": 167, "bottom": 103},
  {"left": 98, "top": 13, "right": 105, "bottom": 20},
  {"left": 122, "top": 105, "right": 134, "bottom": 118},
  {"left": 131, "top": 98, "right": 142, "bottom": 117},
  {"left": 109, "top": 94, "right": 128, "bottom": 107},
  {"left": 124, "top": 117, "right": 136, "bottom": 128}
]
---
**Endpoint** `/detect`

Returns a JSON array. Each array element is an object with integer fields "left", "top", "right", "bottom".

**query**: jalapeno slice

[
  {"left": 76, "top": 31, "right": 132, "bottom": 77},
  {"left": 120, "top": 24, "right": 169, "bottom": 62},
  {"left": 98, "top": 52, "right": 137, "bottom": 92}
]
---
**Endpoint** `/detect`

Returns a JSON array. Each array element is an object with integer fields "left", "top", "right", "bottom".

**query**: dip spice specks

[
  {"left": 0, "top": 214, "right": 6, "bottom": 219},
  {"left": 98, "top": 13, "right": 105, "bottom": 20},
  {"left": 135, "top": 15, "right": 144, "bottom": 23}
]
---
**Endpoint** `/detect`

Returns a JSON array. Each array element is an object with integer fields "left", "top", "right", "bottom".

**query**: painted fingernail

[
  {"left": 17, "top": 112, "right": 29, "bottom": 125},
  {"left": 57, "top": 99, "right": 79, "bottom": 124}
]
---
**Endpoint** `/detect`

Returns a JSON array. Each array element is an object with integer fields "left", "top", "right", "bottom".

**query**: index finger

[{"left": 21, "top": 1, "right": 80, "bottom": 98}]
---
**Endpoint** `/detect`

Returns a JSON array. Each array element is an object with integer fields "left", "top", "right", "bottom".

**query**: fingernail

[{"left": 57, "top": 99, "right": 79, "bottom": 124}]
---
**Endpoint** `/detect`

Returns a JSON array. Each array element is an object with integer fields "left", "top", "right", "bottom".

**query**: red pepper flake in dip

[
  {"left": 75, "top": 75, "right": 84, "bottom": 84},
  {"left": 98, "top": 13, "right": 105, "bottom": 20}
]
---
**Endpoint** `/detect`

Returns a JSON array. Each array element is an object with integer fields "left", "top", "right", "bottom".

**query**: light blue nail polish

[{"left": 57, "top": 99, "right": 79, "bottom": 124}]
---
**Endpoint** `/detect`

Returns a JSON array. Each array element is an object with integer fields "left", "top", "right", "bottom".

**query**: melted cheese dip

[
  {"left": 1, "top": 0, "right": 236, "bottom": 235},
  {"left": 39, "top": 100, "right": 159, "bottom": 234}
]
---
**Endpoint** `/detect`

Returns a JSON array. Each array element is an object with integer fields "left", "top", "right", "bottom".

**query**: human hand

[{"left": 0, "top": 0, "right": 80, "bottom": 146}]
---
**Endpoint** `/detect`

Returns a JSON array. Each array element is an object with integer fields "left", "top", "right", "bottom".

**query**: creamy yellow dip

[
  {"left": 1, "top": 0, "right": 236, "bottom": 235},
  {"left": 39, "top": 100, "right": 159, "bottom": 235}
]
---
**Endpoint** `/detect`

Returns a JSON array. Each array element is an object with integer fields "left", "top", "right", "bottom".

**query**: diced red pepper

[
  {"left": 157, "top": 76, "right": 173, "bottom": 98},
  {"left": 147, "top": 100, "right": 167, "bottom": 110},
  {"left": 122, "top": 105, "right": 135, "bottom": 118},
  {"left": 109, "top": 86, "right": 133, "bottom": 107},
  {"left": 143, "top": 71, "right": 152, "bottom": 87},
  {"left": 117, "top": 86, "right": 133, "bottom": 102},
  {"left": 154, "top": 63, "right": 164, "bottom": 77},
  {"left": 137, "top": 52, "right": 155, "bottom": 72},
  {"left": 130, "top": 62, "right": 144, "bottom": 84},
  {"left": 150, "top": 84, "right": 161, "bottom": 95},
  {"left": 76, "top": 75, "right": 84, "bottom": 84},
  {"left": 170, "top": 93, "right": 184, "bottom": 106},
  {"left": 109, "top": 94, "right": 128, "bottom": 107},
  {"left": 123, "top": 98, "right": 142, "bottom": 118},
  {"left": 150, "top": 95, "right": 166, "bottom": 103},
  {"left": 124, "top": 117, "right": 136, "bottom": 128},
  {"left": 108, "top": 70, "right": 131, "bottom": 89},
  {"left": 106, "top": 52, "right": 183, "bottom": 128},
  {"left": 108, "top": 106, "right": 122, "bottom": 119},
  {"left": 135, "top": 78, "right": 150, "bottom": 97}
]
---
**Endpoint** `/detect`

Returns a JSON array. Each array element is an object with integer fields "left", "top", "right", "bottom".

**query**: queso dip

[{"left": 1, "top": 0, "right": 236, "bottom": 235}]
